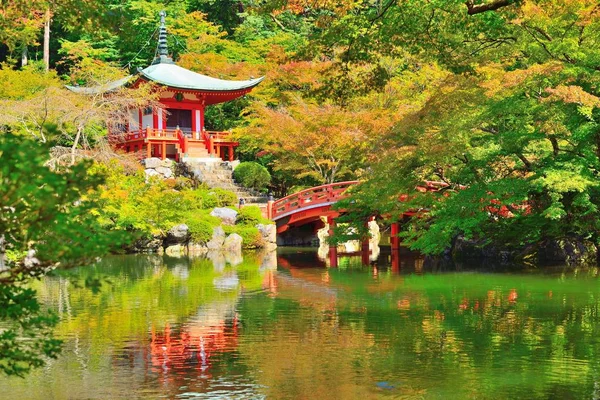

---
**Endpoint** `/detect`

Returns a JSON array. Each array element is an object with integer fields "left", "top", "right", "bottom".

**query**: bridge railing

[{"left": 270, "top": 181, "right": 359, "bottom": 220}]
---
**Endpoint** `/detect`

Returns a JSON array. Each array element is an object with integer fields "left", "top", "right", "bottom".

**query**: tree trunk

[
  {"left": 43, "top": 8, "right": 51, "bottom": 72},
  {"left": 0, "top": 235, "right": 6, "bottom": 272},
  {"left": 21, "top": 46, "right": 28, "bottom": 67},
  {"left": 71, "top": 127, "right": 82, "bottom": 165}
]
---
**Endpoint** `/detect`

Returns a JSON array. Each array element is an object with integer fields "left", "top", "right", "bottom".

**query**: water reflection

[{"left": 1, "top": 249, "right": 600, "bottom": 399}]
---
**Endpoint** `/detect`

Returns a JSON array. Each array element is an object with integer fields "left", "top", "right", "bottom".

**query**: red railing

[
  {"left": 268, "top": 180, "right": 453, "bottom": 221},
  {"left": 123, "top": 128, "right": 181, "bottom": 142},
  {"left": 270, "top": 181, "right": 359, "bottom": 220},
  {"left": 206, "top": 130, "right": 233, "bottom": 142},
  {"left": 176, "top": 129, "right": 187, "bottom": 154}
]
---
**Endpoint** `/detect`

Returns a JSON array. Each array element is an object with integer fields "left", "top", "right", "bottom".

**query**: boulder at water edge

[
  {"left": 165, "top": 224, "right": 190, "bottom": 245},
  {"left": 206, "top": 226, "right": 226, "bottom": 250},
  {"left": 256, "top": 223, "right": 277, "bottom": 251},
  {"left": 223, "top": 233, "right": 243, "bottom": 254}
]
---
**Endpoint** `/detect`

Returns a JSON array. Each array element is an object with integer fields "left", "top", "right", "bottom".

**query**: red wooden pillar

[
  {"left": 267, "top": 199, "right": 274, "bottom": 220},
  {"left": 208, "top": 135, "right": 214, "bottom": 155},
  {"left": 146, "top": 142, "right": 151, "bottom": 159},
  {"left": 390, "top": 222, "right": 400, "bottom": 250},
  {"left": 228, "top": 145, "right": 234, "bottom": 161},
  {"left": 329, "top": 247, "right": 338, "bottom": 268},
  {"left": 161, "top": 141, "right": 166, "bottom": 160},
  {"left": 200, "top": 103, "right": 205, "bottom": 133},
  {"left": 138, "top": 108, "right": 143, "bottom": 133},
  {"left": 191, "top": 108, "right": 197, "bottom": 135},
  {"left": 152, "top": 109, "right": 159, "bottom": 131}
]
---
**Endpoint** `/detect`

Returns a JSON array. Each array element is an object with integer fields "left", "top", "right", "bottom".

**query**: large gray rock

[
  {"left": 206, "top": 226, "right": 226, "bottom": 250},
  {"left": 132, "top": 235, "right": 163, "bottom": 252},
  {"left": 539, "top": 238, "right": 597, "bottom": 265},
  {"left": 145, "top": 168, "right": 160, "bottom": 178},
  {"left": 161, "top": 158, "right": 174, "bottom": 168},
  {"left": 191, "top": 167, "right": 203, "bottom": 181},
  {"left": 210, "top": 207, "right": 238, "bottom": 225},
  {"left": 257, "top": 223, "right": 276, "bottom": 243},
  {"left": 155, "top": 166, "right": 173, "bottom": 178},
  {"left": 165, "top": 224, "right": 190, "bottom": 245},
  {"left": 257, "top": 223, "right": 277, "bottom": 250},
  {"left": 223, "top": 233, "right": 243, "bottom": 253},
  {"left": 144, "top": 157, "right": 162, "bottom": 169}
]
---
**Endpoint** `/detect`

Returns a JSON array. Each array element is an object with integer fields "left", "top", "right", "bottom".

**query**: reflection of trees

[
  {"left": 235, "top": 267, "right": 600, "bottom": 399},
  {"left": 18, "top": 254, "right": 271, "bottom": 398},
  {"left": 9, "top": 253, "right": 600, "bottom": 399}
]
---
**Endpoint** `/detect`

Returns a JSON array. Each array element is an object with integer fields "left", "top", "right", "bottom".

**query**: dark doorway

[{"left": 166, "top": 109, "right": 192, "bottom": 133}]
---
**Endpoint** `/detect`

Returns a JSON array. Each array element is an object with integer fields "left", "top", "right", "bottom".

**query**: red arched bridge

[{"left": 266, "top": 180, "right": 446, "bottom": 234}]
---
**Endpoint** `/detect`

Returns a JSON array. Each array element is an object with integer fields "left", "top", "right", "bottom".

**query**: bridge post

[
  {"left": 390, "top": 222, "right": 400, "bottom": 250},
  {"left": 329, "top": 247, "right": 338, "bottom": 268},
  {"left": 267, "top": 193, "right": 274, "bottom": 220}
]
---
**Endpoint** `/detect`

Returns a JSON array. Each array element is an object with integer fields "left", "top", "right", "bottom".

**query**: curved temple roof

[
  {"left": 138, "top": 63, "right": 264, "bottom": 92},
  {"left": 66, "top": 10, "right": 263, "bottom": 95}
]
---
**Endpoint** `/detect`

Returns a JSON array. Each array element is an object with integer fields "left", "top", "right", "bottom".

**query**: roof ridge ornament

[{"left": 152, "top": 10, "right": 174, "bottom": 65}]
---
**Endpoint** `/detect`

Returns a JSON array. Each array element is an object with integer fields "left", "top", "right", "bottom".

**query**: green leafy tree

[{"left": 0, "top": 132, "right": 126, "bottom": 376}]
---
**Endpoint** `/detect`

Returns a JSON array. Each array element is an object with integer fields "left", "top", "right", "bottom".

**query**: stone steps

[{"left": 184, "top": 160, "right": 268, "bottom": 203}]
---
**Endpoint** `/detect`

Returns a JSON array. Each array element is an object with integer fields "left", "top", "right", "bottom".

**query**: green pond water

[{"left": 1, "top": 249, "right": 600, "bottom": 399}]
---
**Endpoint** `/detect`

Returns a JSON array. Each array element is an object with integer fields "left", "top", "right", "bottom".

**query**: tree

[
  {"left": 336, "top": 1, "right": 600, "bottom": 254},
  {"left": 0, "top": 66, "right": 157, "bottom": 165},
  {"left": 242, "top": 100, "right": 372, "bottom": 185},
  {"left": 0, "top": 132, "right": 127, "bottom": 376}
]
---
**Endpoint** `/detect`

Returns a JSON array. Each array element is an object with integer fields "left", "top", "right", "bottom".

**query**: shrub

[
  {"left": 224, "top": 225, "right": 263, "bottom": 249},
  {"left": 186, "top": 218, "right": 215, "bottom": 243},
  {"left": 233, "top": 162, "right": 271, "bottom": 191},
  {"left": 237, "top": 205, "right": 271, "bottom": 225},
  {"left": 184, "top": 210, "right": 222, "bottom": 243},
  {"left": 210, "top": 188, "right": 238, "bottom": 207}
]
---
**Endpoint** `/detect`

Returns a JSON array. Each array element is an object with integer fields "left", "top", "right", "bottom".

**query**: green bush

[
  {"left": 237, "top": 205, "right": 271, "bottom": 225},
  {"left": 210, "top": 188, "right": 238, "bottom": 207},
  {"left": 224, "top": 225, "right": 263, "bottom": 249},
  {"left": 186, "top": 218, "right": 215, "bottom": 243},
  {"left": 233, "top": 162, "right": 271, "bottom": 191},
  {"left": 96, "top": 166, "right": 238, "bottom": 239}
]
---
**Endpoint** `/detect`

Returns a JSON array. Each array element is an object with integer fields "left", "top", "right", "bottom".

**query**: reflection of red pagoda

[{"left": 68, "top": 11, "right": 263, "bottom": 162}]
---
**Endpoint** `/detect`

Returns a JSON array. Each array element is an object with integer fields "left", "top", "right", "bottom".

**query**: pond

[{"left": 1, "top": 248, "right": 599, "bottom": 399}]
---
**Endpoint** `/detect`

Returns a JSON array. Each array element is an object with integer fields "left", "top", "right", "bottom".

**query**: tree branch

[
  {"left": 465, "top": 0, "right": 514, "bottom": 15},
  {"left": 516, "top": 153, "right": 532, "bottom": 171}
]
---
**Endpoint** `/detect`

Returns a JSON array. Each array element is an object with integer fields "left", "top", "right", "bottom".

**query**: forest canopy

[{"left": 2, "top": 0, "right": 600, "bottom": 256}]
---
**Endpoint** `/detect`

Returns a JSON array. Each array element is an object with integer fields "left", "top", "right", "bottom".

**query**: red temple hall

[{"left": 68, "top": 11, "right": 263, "bottom": 162}]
